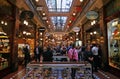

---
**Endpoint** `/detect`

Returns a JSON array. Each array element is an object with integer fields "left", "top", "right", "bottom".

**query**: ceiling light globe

[
  {"left": 80, "top": 0, "right": 83, "bottom": 2},
  {"left": 35, "top": 0, "right": 39, "bottom": 2}
]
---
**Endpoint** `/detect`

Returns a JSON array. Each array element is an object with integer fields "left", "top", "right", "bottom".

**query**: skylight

[
  {"left": 45, "top": 0, "right": 73, "bottom": 12},
  {"left": 51, "top": 16, "right": 67, "bottom": 31}
]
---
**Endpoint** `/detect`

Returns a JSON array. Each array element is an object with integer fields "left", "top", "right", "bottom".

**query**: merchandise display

[
  {"left": 0, "top": 35, "right": 10, "bottom": 70},
  {"left": 0, "top": 54, "right": 8, "bottom": 70},
  {"left": 22, "top": 62, "right": 92, "bottom": 79}
]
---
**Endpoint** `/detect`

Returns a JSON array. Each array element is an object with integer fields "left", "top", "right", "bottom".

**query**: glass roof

[
  {"left": 51, "top": 16, "right": 67, "bottom": 31},
  {"left": 45, "top": 0, "right": 73, "bottom": 12}
]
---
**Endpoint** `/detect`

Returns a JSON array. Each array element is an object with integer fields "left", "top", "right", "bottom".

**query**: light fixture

[
  {"left": 23, "top": 20, "right": 27, "bottom": 24},
  {"left": 91, "top": 20, "right": 96, "bottom": 26},
  {"left": 26, "top": 22, "right": 28, "bottom": 25},
  {"left": 48, "top": 25, "right": 50, "bottom": 27},
  {"left": 91, "top": 22, "right": 94, "bottom": 26},
  {"left": 76, "top": 38, "right": 79, "bottom": 40},
  {"left": 23, "top": 31, "right": 26, "bottom": 34},
  {"left": 40, "top": 38, "right": 43, "bottom": 40},
  {"left": 5, "top": 22, "right": 7, "bottom": 26},
  {"left": 70, "top": 37, "right": 73, "bottom": 39},
  {"left": 80, "top": 0, "right": 83, "bottom": 2},
  {"left": 35, "top": 0, "right": 39, "bottom": 2},
  {"left": 69, "top": 20, "right": 72, "bottom": 23},
  {"left": 73, "top": 12, "right": 76, "bottom": 16},
  {"left": 23, "top": 20, "right": 28, "bottom": 25},
  {"left": 1, "top": 21, "right": 4, "bottom": 24},
  {"left": 42, "top": 12, "right": 46, "bottom": 16},
  {"left": 93, "top": 31, "right": 97, "bottom": 34},
  {"left": 93, "top": 20, "right": 96, "bottom": 24},
  {"left": 112, "top": 33, "right": 114, "bottom": 35},
  {"left": 26, "top": 33, "right": 31, "bottom": 35},
  {"left": 76, "top": 32, "right": 79, "bottom": 35},
  {"left": 90, "top": 32, "right": 93, "bottom": 35},
  {"left": 46, "top": 20, "right": 49, "bottom": 23},
  {"left": 40, "top": 32, "right": 42, "bottom": 35}
]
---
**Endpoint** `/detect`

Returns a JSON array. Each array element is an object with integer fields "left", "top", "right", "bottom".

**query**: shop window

[
  {"left": 107, "top": 18, "right": 120, "bottom": 69},
  {"left": 0, "top": 0, "right": 13, "bottom": 70}
]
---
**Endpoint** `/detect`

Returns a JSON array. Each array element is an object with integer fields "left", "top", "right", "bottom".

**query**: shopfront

[
  {"left": 107, "top": 18, "right": 120, "bottom": 70},
  {"left": 105, "top": 0, "right": 120, "bottom": 77},
  {"left": 83, "top": 20, "right": 101, "bottom": 45},
  {"left": 0, "top": 0, "right": 16, "bottom": 77}
]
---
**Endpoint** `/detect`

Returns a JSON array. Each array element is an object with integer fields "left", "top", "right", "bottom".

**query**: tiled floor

[
  {"left": 2, "top": 65, "right": 120, "bottom": 79},
  {"left": 93, "top": 70, "right": 120, "bottom": 79}
]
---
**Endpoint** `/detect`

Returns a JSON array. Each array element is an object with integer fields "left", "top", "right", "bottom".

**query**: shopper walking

[
  {"left": 23, "top": 45, "right": 30, "bottom": 67},
  {"left": 91, "top": 44, "right": 99, "bottom": 72},
  {"left": 68, "top": 44, "right": 78, "bottom": 79}
]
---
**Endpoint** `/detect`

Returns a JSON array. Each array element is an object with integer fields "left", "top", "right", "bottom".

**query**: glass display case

[
  {"left": 107, "top": 18, "right": 120, "bottom": 70},
  {"left": 23, "top": 62, "right": 92, "bottom": 79}
]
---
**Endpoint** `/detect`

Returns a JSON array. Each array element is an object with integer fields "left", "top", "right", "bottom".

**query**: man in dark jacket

[
  {"left": 42, "top": 46, "right": 53, "bottom": 62},
  {"left": 23, "top": 45, "right": 30, "bottom": 67},
  {"left": 34, "top": 44, "right": 43, "bottom": 62}
]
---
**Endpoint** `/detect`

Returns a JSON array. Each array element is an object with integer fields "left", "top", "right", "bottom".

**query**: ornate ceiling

[
  {"left": 25, "top": 0, "right": 85, "bottom": 32},
  {"left": 12, "top": 0, "right": 105, "bottom": 33}
]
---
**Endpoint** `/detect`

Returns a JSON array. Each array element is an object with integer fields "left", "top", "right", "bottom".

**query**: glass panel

[
  {"left": 107, "top": 18, "right": 120, "bottom": 70},
  {"left": 46, "top": 0, "right": 73, "bottom": 12},
  {"left": 51, "top": 16, "right": 67, "bottom": 31}
]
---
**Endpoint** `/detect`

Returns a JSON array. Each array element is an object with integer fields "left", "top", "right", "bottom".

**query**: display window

[
  {"left": 107, "top": 18, "right": 120, "bottom": 69},
  {"left": 0, "top": 0, "right": 14, "bottom": 70}
]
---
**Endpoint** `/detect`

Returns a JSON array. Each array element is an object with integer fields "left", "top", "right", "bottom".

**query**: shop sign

[
  {"left": 72, "top": 27, "right": 80, "bottom": 32},
  {"left": 39, "top": 27, "right": 46, "bottom": 32},
  {"left": 86, "top": 11, "right": 98, "bottom": 20}
]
